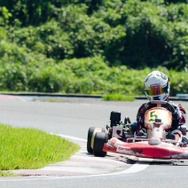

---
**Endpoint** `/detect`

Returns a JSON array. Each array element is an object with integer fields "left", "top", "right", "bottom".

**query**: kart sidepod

[{"left": 103, "top": 137, "right": 188, "bottom": 160}]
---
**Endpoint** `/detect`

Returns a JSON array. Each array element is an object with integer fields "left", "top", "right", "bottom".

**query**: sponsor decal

[
  {"left": 117, "top": 146, "right": 132, "bottom": 154},
  {"left": 117, "top": 146, "right": 143, "bottom": 155}
]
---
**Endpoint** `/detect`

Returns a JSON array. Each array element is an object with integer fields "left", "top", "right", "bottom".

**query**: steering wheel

[{"left": 149, "top": 101, "right": 176, "bottom": 114}]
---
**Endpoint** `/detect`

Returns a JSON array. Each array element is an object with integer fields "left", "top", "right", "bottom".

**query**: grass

[
  {"left": 0, "top": 171, "right": 19, "bottom": 177},
  {"left": 102, "top": 93, "right": 135, "bottom": 101},
  {"left": 0, "top": 124, "right": 80, "bottom": 174}
]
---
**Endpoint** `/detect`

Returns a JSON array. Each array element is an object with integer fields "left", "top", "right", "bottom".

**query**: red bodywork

[{"left": 103, "top": 138, "right": 188, "bottom": 159}]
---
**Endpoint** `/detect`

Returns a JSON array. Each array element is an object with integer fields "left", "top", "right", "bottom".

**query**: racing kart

[{"left": 87, "top": 101, "right": 188, "bottom": 160}]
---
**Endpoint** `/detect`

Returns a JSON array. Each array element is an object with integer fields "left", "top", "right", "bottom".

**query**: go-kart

[{"left": 87, "top": 101, "right": 188, "bottom": 160}]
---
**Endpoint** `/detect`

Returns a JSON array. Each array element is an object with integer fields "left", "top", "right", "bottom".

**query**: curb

[
  {"left": 10, "top": 135, "right": 130, "bottom": 177},
  {"left": 0, "top": 92, "right": 188, "bottom": 101},
  {"left": 0, "top": 92, "right": 102, "bottom": 99}
]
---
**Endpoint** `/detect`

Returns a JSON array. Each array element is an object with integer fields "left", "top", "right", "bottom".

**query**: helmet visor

[{"left": 145, "top": 85, "right": 167, "bottom": 96}]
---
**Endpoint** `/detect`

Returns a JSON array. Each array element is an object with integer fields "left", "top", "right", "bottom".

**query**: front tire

[
  {"left": 93, "top": 132, "right": 108, "bottom": 157},
  {"left": 87, "top": 127, "right": 95, "bottom": 153}
]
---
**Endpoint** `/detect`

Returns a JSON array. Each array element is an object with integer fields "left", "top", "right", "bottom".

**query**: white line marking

[
  {"left": 121, "top": 163, "right": 149, "bottom": 174},
  {"left": 0, "top": 163, "right": 149, "bottom": 182},
  {"left": 52, "top": 133, "right": 87, "bottom": 142}
]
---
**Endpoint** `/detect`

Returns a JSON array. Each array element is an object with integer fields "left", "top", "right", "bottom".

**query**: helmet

[{"left": 144, "top": 71, "right": 170, "bottom": 101}]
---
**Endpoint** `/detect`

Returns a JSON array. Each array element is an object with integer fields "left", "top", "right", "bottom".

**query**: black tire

[
  {"left": 87, "top": 127, "right": 95, "bottom": 153},
  {"left": 93, "top": 132, "right": 108, "bottom": 157}
]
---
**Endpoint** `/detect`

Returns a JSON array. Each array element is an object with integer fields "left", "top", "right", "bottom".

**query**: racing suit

[{"left": 136, "top": 101, "right": 186, "bottom": 137}]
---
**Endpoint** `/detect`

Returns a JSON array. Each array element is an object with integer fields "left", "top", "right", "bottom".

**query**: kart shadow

[
  {"left": 126, "top": 158, "right": 188, "bottom": 166},
  {"left": 84, "top": 152, "right": 188, "bottom": 166}
]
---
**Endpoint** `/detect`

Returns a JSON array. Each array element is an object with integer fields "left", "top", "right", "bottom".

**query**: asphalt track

[{"left": 0, "top": 95, "right": 188, "bottom": 188}]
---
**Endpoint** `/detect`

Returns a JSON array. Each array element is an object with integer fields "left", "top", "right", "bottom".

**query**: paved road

[
  {"left": 0, "top": 97, "right": 142, "bottom": 139},
  {"left": 0, "top": 96, "right": 188, "bottom": 188}
]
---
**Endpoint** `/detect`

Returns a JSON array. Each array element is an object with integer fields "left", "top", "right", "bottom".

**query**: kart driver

[{"left": 135, "top": 70, "right": 187, "bottom": 145}]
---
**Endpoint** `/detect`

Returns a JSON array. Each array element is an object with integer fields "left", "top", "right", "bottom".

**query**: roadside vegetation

[
  {"left": 0, "top": 124, "right": 80, "bottom": 174},
  {"left": 102, "top": 93, "right": 135, "bottom": 101},
  {"left": 0, "top": 0, "right": 188, "bottom": 96}
]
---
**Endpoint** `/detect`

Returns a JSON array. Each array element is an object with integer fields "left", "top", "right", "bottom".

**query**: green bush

[
  {"left": 102, "top": 93, "right": 135, "bottom": 101},
  {"left": 28, "top": 64, "right": 73, "bottom": 92},
  {"left": 169, "top": 70, "right": 188, "bottom": 96},
  {"left": 2, "top": 0, "right": 188, "bottom": 69},
  {"left": 0, "top": 0, "right": 188, "bottom": 95},
  {"left": 0, "top": 53, "right": 187, "bottom": 95},
  {"left": 0, "top": 63, "right": 28, "bottom": 91},
  {"left": 0, "top": 7, "right": 12, "bottom": 26}
]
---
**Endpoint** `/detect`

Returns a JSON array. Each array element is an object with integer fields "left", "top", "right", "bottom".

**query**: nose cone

[{"left": 149, "top": 138, "right": 161, "bottom": 145}]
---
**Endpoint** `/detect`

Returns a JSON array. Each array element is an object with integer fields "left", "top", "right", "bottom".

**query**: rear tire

[
  {"left": 93, "top": 132, "right": 108, "bottom": 157},
  {"left": 87, "top": 127, "right": 95, "bottom": 153}
]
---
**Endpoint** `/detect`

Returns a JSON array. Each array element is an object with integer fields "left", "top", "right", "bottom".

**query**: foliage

[
  {"left": 0, "top": 48, "right": 187, "bottom": 95},
  {"left": 0, "top": 0, "right": 188, "bottom": 95},
  {"left": 0, "top": 6, "right": 12, "bottom": 26},
  {"left": 1, "top": 0, "right": 188, "bottom": 69},
  {"left": 0, "top": 171, "right": 18, "bottom": 177},
  {"left": 102, "top": 94, "right": 135, "bottom": 101},
  {"left": 168, "top": 70, "right": 188, "bottom": 96}
]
